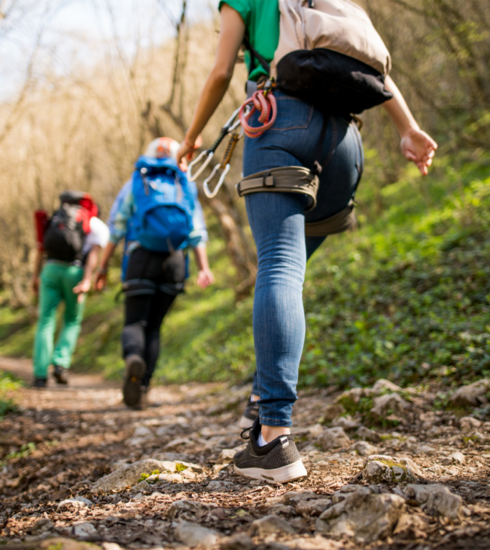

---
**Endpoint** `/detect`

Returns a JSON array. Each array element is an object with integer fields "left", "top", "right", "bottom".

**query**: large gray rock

[
  {"left": 332, "top": 485, "right": 373, "bottom": 504},
  {"left": 249, "top": 515, "right": 296, "bottom": 537},
  {"left": 91, "top": 459, "right": 176, "bottom": 494},
  {"left": 362, "top": 455, "right": 422, "bottom": 484},
  {"left": 295, "top": 498, "right": 332, "bottom": 517},
  {"left": 370, "top": 393, "right": 408, "bottom": 418},
  {"left": 450, "top": 379, "right": 490, "bottom": 407},
  {"left": 316, "top": 427, "right": 350, "bottom": 450},
  {"left": 316, "top": 493, "right": 405, "bottom": 543},
  {"left": 174, "top": 521, "right": 218, "bottom": 548},
  {"left": 403, "top": 484, "right": 462, "bottom": 519}
]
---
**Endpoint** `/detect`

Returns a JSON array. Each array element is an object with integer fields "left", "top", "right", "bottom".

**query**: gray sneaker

[
  {"left": 233, "top": 419, "right": 307, "bottom": 483},
  {"left": 123, "top": 354, "right": 146, "bottom": 408}
]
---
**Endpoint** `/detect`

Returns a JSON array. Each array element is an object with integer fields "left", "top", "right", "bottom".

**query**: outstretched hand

[
  {"left": 94, "top": 271, "right": 107, "bottom": 291},
  {"left": 401, "top": 128, "right": 438, "bottom": 176},
  {"left": 176, "top": 135, "right": 202, "bottom": 172},
  {"left": 197, "top": 268, "right": 215, "bottom": 289},
  {"left": 73, "top": 279, "right": 91, "bottom": 303}
]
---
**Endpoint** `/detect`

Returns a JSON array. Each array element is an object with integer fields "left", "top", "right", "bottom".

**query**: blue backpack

[{"left": 131, "top": 156, "right": 196, "bottom": 252}]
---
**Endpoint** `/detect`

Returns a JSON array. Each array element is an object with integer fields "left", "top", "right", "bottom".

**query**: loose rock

[
  {"left": 316, "top": 493, "right": 405, "bottom": 543},
  {"left": 362, "top": 455, "right": 422, "bottom": 483},
  {"left": 356, "top": 426, "right": 381, "bottom": 443},
  {"left": 460, "top": 416, "right": 482, "bottom": 431},
  {"left": 72, "top": 523, "right": 98, "bottom": 540},
  {"left": 316, "top": 427, "right": 350, "bottom": 450},
  {"left": 323, "top": 403, "right": 346, "bottom": 422},
  {"left": 372, "top": 379, "right": 404, "bottom": 394},
  {"left": 167, "top": 499, "right": 215, "bottom": 520},
  {"left": 403, "top": 484, "right": 462, "bottom": 519},
  {"left": 92, "top": 459, "right": 174, "bottom": 494},
  {"left": 450, "top": 379, "right": 490, "bottom": 407},
  {"left": 370, "top": 393, "right": 407, "bottom": 418},
  {"left": 250, "top": 515, "right": 297, "bottom": 537},
  {"left": 331, "top": 415, "right": 360, "bottom": 430},
  {"left": 217, "top": 446, "right": 245, "bottom": 464},
  {"left": 59, "top": 497, "right": 94, "bottom": 508},
  {"left": 353, "top": 441, "right": 378, "bottom": 457},
  {"left": 175, "top": 521, "right": 218, "bottom": 548},
  {"left": 220, "top": 533, "right": 255, "bottom": 550},
  {"left": 295, "top": 498, "right": 332, "bottom": 517},
  {"left": 448, "top": 451, "right": 465, "bottom": 465}
]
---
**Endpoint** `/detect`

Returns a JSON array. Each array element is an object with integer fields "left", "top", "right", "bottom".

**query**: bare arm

[
  {"left": 176, "top": 4, "right": 245, "bottom": 168},
  {"left": 383, "top": 75, "right": 438, "bottom": 176},
  {"left": 73, "top": 245, "right": 101, "bottom": 297},
  {"left": 31, "top": 248, "right": 44, "bottom": 295},
  {"left": 193, "top": 244, "right": 215, "bottom": 289},
  {"left": 94, "top": 241, "right": 118, "bottom": 291}
]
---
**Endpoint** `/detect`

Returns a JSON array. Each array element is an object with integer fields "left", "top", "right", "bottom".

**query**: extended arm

[
  {"left": 94, "top": 242, "right": 117, "bottom": 291},
  {"left": 31, "top": 249, "right": 44, "bottom": 295},
  {"left": 73, "top": 245, "right": 102, "bottom": 299},
  {"left": 383, "top": 75, "right": 438, "bottom": 176},
  {"left": 193, "top": 244, "right": 215, "bottom": 289},
  {"left": 176, "top": 4, "right": 245, "bottom": 168}
]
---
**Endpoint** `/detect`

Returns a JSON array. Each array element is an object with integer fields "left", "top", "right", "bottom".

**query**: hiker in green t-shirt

[{"left": 177, "top": 0, "right": 437, "bottom": 483}]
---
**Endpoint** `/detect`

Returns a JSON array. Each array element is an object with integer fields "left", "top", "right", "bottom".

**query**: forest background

[{"left": 0, "top": 0, "right": 489, "bottom": 396}]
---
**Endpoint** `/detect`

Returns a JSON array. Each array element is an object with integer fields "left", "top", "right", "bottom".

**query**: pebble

[
  {"left": 356, "top": 426, "right": 381, "bottom": 443},
  {"left": 353, "top": 441, "right": 378, "bottom": 457},
  {"left": 249, "top": 514, "right": 296, "bottom": 536},
  {"left": 175, "top": 520, "right": 218, "bottom": 548}
]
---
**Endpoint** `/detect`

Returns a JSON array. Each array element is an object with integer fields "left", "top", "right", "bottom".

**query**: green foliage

[
  {"left": 1, "top": 442, "right": 36, "bottom": 466},
  {"left": 0, "top": 371, "right": 22, "bottom": 420},
  {"left": 175, "top": 463, "right": 188, "bottom": 472},
  {"left": 0, "top": 155, "right": 489, "bottom": 393}
]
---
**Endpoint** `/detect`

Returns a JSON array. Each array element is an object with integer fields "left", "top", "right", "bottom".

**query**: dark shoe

[
  {"left": 33, "top": 378, "right": 47, "bottom": 389},
  {"left": 132, "top": 386, "right": 149, "bottom": 411},
  {"left": 123, "top": 354, "right": 146, "bottom": 408},
  {"left": 53, "top": 364, "right": 68, "bottom": 385},
  {"left": 238, "top": 397, "right": 259, "bottom": 429},
  {"left": 233, "top": 419, "right": 307, "bottom": 483}
]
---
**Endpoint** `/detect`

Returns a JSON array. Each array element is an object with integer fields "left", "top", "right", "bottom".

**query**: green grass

[{"left": 0, "top": 152, "right": 489, "bottom": 391}]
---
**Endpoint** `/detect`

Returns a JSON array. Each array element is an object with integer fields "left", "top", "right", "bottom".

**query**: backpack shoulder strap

[{"left": 243, "top": 34, "right": 271, "bottom": 75}]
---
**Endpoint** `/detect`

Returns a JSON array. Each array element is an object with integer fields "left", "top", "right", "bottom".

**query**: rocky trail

[{"left": 1, "top": 359, "right": 490, "bottom": 550}]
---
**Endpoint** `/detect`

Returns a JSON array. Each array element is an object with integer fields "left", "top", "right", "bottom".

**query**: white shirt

[{"left": 82, "top": 216, "right": 109, "bottom": 254}]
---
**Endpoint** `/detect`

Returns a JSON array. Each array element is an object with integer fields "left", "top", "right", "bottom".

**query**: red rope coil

[{"left": 239, "top": 90, "right": 278, "bottom": 138}]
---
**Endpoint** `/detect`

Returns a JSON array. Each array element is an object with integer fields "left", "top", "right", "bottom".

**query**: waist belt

[
  {"left": 123, "top": 278, "right": 185, "bottom": 298},
  {"left": 236, "top": 166, "right": 319, "bottom": 212},
  {"left": 305, "top": 200, "right": 357, "bottom": 236}
]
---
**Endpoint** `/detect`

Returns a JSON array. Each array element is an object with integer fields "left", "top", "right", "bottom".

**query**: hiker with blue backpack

[
  {"left": 95, "top": 137, "right": 214, "bottom": 410},
  {"left": 177, "top": 0, "right": 438, "bottom": 482}
]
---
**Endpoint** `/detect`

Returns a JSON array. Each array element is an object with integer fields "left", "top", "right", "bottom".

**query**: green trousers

[{"left": 33, "top": 262, "right": 86, "bottom": 378}]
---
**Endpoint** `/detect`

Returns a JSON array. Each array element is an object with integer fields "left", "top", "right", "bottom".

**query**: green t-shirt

[{"left": 219, "top": 0, "right": 280, "bottom": 82}]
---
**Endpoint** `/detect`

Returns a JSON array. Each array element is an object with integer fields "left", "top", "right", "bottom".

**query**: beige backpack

[{"left": 249, "top": 0, "right": 393, "bottom": 114}]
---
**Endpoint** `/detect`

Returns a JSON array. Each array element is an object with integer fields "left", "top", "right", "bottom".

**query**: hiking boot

[
  {"left": 33, "top": 378, "right": 47, "bottom": 389},
  {"left": 233, "top": 419, "right": 307, "bottom": 483},
  {"left": 53, "top": 364, "right": 68, "bottom": 385},
  {"left": 123, "top": 354, "right": 146, "bottom": 408},
  {"left": 132, "top": 386, "right": 149, "bottom": 411},
  {"left": 238, "top": 397, "right": 259, "bottom": 429}
]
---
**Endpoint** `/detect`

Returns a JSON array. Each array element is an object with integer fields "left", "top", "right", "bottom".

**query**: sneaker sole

[
  {"left": 234, "top": 459, "right": 307, "bottom": 484},
  {"left": 238, "top": 415, "right": 256, "bottom": 429},
  {"left": 123, "top": 356, "right": 145, "bottom": 408}
]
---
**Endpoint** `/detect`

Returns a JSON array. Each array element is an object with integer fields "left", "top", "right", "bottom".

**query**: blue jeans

[{"left": 244, "top": 90, "right": 363, "bottom": 426}]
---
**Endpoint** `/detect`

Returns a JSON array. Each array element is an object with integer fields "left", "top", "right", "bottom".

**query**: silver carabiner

[
  {"left": 187, "top": 150, "right": 214, "bottom": 182},
  {"left": 203, "top": 163, "right": 231, "bottom": 199}
]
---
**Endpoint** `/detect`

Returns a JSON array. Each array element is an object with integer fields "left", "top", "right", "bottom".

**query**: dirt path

[{"left": 1, "top": 358, "right": 490, "bottom": 550}]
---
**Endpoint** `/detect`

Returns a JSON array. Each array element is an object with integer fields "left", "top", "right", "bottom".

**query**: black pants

[{"left": 122, "top": 247, "right": 186, "bottom": 387}]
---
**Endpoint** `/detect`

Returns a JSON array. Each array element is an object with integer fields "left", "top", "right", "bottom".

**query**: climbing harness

[{"left": 188, "top": 107, "right": 242, "bottom": 183}]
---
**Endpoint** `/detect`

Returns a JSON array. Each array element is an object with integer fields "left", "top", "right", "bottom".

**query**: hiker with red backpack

[
  {"left": 177, "top": 0, "right": 438, "bottom": 482},
  {"left": 95, "top": 137, "right": 214, "bottom": 410},
  {"left": 32, "top": 192, "right": 109, "bottom": 388}
]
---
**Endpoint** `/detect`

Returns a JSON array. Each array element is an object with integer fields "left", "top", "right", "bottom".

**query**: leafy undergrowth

[
  {"left": 0, "top": 153, "right": 489, "bottom": 391},
  {"left": 0, "top": 371, "right": 22, "bottom": 419}
]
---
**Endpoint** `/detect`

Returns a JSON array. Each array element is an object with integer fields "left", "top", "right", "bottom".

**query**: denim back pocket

[{"left": 268, "top": 95, "right": 313, "bottom": 132}]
